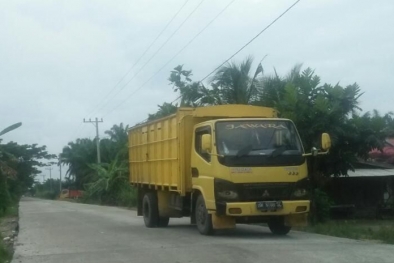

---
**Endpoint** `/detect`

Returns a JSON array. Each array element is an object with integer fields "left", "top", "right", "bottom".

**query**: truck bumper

[
  {"left": 217, "top": 200, "right": 310, "bottom": 216},
  {"left": 211, "top": 200, "right": 310, "bottom": 229}
]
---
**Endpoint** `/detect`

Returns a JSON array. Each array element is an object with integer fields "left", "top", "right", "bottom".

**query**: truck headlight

[
  {"left": 292, "top": 178, "right": 310, "bottom": 199},
  {"left": 214, "top": 178, "right": 239, "bottom": 201},
  {"left": 292, "top": 188, "right": 308, "bottom": 198},
  {"left": 217, "top": 190, "right": 239, "bottom": 200}
]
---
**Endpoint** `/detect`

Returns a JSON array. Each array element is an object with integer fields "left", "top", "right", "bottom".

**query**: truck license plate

[{"left": 256, "top": 201, "right": 283, "bottom": 210}]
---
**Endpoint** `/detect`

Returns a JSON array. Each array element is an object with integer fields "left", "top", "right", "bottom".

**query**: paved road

[{"left": 13, "top": 198, "right": 394, "bottom": 263}]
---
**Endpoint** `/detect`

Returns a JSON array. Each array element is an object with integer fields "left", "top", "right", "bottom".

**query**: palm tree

[
  {"left": 105, "top": 123, "right": 129, "bottom": 145},
  {"left": 169, "top": 57, "right": 263, "bottom": 108},
  {"left": 60, "top": 138, "right": 97, "bottom": 189},
  {"left": 209, "top": 56, "right": 263, "bottom": 105},
  {"left": 148, "top": 103, "right": 178, "bottom": 121}
]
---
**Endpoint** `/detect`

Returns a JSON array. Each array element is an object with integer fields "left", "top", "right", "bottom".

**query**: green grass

[
  {"left": 0, "top": 236, "right": 11, "bottom": 263},
  {"left": 0, "top": 203, "right": 19, "bottom": 263},
  {"left": 0, "top": 203, "right": 18, "bottom": 218},
  {"left": 298, "top": 220, "right": 394, "bottom": 244}
]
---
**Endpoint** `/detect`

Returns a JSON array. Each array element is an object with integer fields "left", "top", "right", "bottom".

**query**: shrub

[{"left": 310, "top": 188, "right": 333, "bottom": 224}]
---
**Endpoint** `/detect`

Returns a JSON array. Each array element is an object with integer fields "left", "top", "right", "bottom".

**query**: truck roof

[{"left": 131, "top": 105, "right": 278, "bottom": 130}]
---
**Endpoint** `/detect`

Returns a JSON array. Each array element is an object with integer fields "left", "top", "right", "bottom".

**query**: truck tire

[
  {"left": 195, "top": 195, "right": 213, "bottom": 235},
  {"left": 158, "top": 217, "right": 170, "bottom": 227},
  {"left": 268, "top": 217, "right": 291, "bottom": 235},
  {"left": 142, "top": 192, "right": 159, "bottom": 228}
]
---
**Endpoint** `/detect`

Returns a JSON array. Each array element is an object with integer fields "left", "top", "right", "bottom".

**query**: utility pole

[
  {"left": 58, "top": 158, "right": 62, "bottom": 193},
  {"left": 45, "top": 167, "right": 53, "bottom": 191},
  {"left": 83, "top": 118, "right": 103, "bottom": 163}
]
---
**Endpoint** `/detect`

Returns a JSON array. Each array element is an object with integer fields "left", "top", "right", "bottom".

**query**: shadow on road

[{"left": 163, "top": 223, "right": 294, "bottom": 240}]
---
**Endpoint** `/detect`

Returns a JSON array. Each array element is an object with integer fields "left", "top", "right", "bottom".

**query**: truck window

[
  {"left": 195, "top": 126, "right": 211, "bottom": 162},
  {"left": 215, "top": 120, "right": 304, "bottom": 167}
]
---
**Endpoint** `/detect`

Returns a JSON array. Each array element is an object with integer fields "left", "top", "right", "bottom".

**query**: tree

[
  {"left": 148, "top": 103, "right": 178, "bottom": 121},
  {"left": 60, "top": 138, "right": 97, "bottom": 189},
  {"left": 168, "top": 65, "right": 216, "bottom": 107},
  {"left": 0, "top": 132, "right": 55, "bottom": 213},
  {"left": 209, "top": 56, "right": 263, "bottom": 104},
  {"left": 149, "top": 59, "right": 391, "bottom": 179},
  {"left": 0, "top": 123, "right": 22, "bottom": 213},
  {"left": 60, "top": 123, "right": 130, "bottom": 190},
  {"left": 85, "top": 155, "right": 129, "bottom": 204}
]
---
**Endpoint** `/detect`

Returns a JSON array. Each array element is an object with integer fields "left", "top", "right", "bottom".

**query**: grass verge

[
  {"left": 297, "top": 219, "right": 394, "bottom": 244},
  {"left": 0, "top": 203, "right": 19, "bottom": 263}
]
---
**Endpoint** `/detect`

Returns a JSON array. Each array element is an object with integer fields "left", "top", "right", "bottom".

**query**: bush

[
  {"left": 35, "top": 190, "right": 58, "bottom": 200},
  {"left": 0, "top": 238, "right": 11, "bottom": 263},
  {"left": 310, "top": 188, "right": 333, "bottom": 224},
  {"left": 0, "top": 179, "right": 11, "bottom": 215},
  {"left": 116, "top": 184, "right": 137, "bottom": 207}
]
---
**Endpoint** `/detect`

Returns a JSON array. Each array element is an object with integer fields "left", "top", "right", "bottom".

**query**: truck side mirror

[
  {"left": 201, "top": 134, "right": 212, "bottom": 153},
  {"left": 321, "top": 133, "right": 331, "bottom": 151}
]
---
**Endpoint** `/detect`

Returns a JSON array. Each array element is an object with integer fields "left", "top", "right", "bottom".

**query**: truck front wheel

[
  {"left": 158, "top": 217, "right": 170, "bottom": 227},
  {"left": 195, "top": 195, "right": 213, "bottom": 235},
  {"left": 268, "top": 217, "right": 291, "bottom": 235},
  {"left": 142, "top": 192, "right": 159, "bottom": 228}
]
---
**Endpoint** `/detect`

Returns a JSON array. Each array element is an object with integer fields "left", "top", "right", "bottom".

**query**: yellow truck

[{"left": 128, "top": 105, "right": 331, "bottom": 235}]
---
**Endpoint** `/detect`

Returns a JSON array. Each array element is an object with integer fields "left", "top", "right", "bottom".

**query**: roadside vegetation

[
  {"left": 297, "top": 220, "right": 394, "bottom": 244},
  {"left": 0, "top": 203, "right": 18, "bottom": 263}
]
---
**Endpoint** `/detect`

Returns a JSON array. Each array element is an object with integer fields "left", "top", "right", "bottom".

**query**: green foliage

[
  {"left": 85, "top": 157, "right": 126, "bottom": 200},
  {"left": 148, "top": 103, "right": 178, "bottom": 121},
  {"left": 310, "top": 189, "right": 333, "bottom": 224},
  {"left": 0, "top": 177, "right": 11, "bottom": 214},
  {"left": 301, "top": 220, "right": 394, "bottom": 244},
  {"left": 33, "top": 179, "right": 62, "bottom": 200},
  {"left": 0, "top": 238, "right": 11, "bottom": 263},
  {"left": 209, "top": 56, "right": 262, "bottom": 105},
  {"left": 84, "top": 157, "right": 136, "bottom": 207},
  {"left": 60, "top": 123, "right": 129, "bottom": 190},
  {"left": 60, "top": 123, "right": 136, "bottom": 207},
  {"left": 154, "top": 60, "right": 391, "bottom": 178},
  {"left": 0, "top": 122, "right": 54, "bottom": 213}
]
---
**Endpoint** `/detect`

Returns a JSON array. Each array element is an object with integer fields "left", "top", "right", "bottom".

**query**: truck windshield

[{"left": 215, "top": 120, "right": 305, "bottom": 167}]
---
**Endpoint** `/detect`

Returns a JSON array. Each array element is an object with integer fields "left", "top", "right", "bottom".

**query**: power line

[
  {"left": 86, "top": 0, "right": 192, "bottom": 118},
  {"left": 96, "top": 0, "right": 205, "bottom": 115},
  {"left": 104, "top": 0, "right": 236, "bottom": 116},
  {"left": 169, "top": 0, "right": 300, "bottom": 104},
  {"left": 200, "top": 0, "right": 301, "bottom": 82}
]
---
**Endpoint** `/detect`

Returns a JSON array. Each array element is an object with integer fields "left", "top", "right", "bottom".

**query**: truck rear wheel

[
  {"left": 195, "top": 195, "right": 213, "bottom": 235},
  {"left": 268, "top": 217, "right": 291, "bottom": 235},
  {"left": 158, "top": 217, "right": 170, "bottom": 227},
  {"left": 143, "top": 192, "right": 159, "bottom": 228}
]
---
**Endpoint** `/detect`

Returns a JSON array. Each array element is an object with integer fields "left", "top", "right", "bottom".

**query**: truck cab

[{"left": 192, "top": 118, "right": 314, "bottom": 235}]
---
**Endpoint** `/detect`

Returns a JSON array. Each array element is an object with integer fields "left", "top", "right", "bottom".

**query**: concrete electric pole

[
  {"left": 45, "top": 167, "right": 53, "bottom": 191},
  {"left": 58, "top": 159, "right": 62, "bottom": 193},
  {"left": 83, "top": 118, "right": 103, "bottom": 164}
]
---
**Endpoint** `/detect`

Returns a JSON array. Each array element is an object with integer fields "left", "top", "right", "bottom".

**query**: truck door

[{"left": 191, "top": 125, "right": 216, "bottom": 210}]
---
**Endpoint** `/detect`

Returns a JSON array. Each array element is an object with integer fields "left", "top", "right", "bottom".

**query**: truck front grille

[{"left": 237, "top": 183, "right": 293, "bottom": 202}]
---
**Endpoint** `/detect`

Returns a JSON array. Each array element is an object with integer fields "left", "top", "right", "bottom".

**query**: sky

[{"left": 1, "top": 0, "right": 393, "bottom": 180}]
